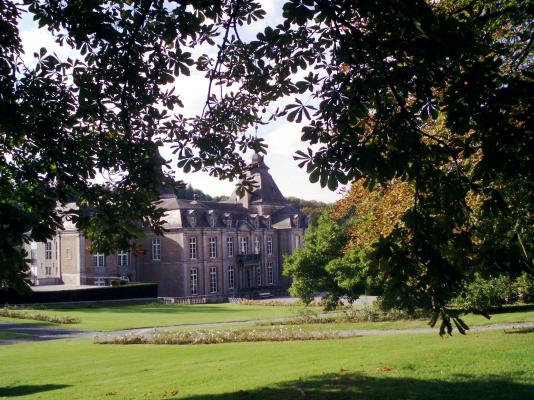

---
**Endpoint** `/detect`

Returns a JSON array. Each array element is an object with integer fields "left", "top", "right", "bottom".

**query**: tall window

[
  {"left": 208, "top": 215, "right": 215, "bottom": 227},
  {"left": 266, "top": 236, "right": 273, "bottom": 255},
  {"left": 190, "top": 268, "right": 198, "bottom": 295},
  {"left": 189, "top": 237, "right": 197, "bottom": 259},
  {"left": 267, "top": 262, "right": 274, "bottom": 285},
  {"left": 295, "top": 235, "right": 301, "bottom": 250},
  {"left": 30, "top": 249, "right": 37, "bottom": 265},
  {"left": 209, "top": 237, "right": 217, "bottom": 259},
  {"left": 210, "top": 267, "right": 217, "bottom": 293},
  {"left": 151, "top": 237, "right": 161, "bottom": 261},
  {"left": 226, "top": 236, "right": 234, "bottom": 257},
  {"left": 265, "top": 218, "right": 271, "bottom": 229},
  {"left": 45, "top": 242, "right": 52, "bottom": 260},
  {"left": 240, "top": 237, "right": 248, "bottom": 255},
  {"left": 118, "top": 250, "right": 129, "bottom": 266},
  {"left": 256, "top": 266, "right": 262, "bottom": 286},
  {"left": 189, "top": 215, "right": 197, "bottom": 227},
  {"left": 225, "top": 218, "right": 232, "bottom": 228},
  {"left": 93, "top": 253, "right": 105, "bottom": 270},
  {"left": 254, "top": 236, "right": 261, "bottom": 254},
  {"left": 228, "top": 265, "right": 235, "bottom": 289}
]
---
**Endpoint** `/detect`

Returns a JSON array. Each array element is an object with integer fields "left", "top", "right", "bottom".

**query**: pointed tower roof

[{"left": 225, "top": 153, "right": 286, "bottom": 207}]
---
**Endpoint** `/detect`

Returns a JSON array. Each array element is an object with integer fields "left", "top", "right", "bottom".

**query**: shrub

[
  {"left": 514, "top": 273, "right": 534, "bottom": 303},
  {"left": 454, "top": 274, "right": 513, "bottom": 313},
  {"left": 256, "top": 303, "right": 427, "bottom": 326}
]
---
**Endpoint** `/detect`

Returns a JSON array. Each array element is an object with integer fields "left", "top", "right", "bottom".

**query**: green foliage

[
  {"left": 0, "top": 0, "right": 266, "bottom": 290},
  {"left": 454, "top": 274, "right": 514, "bottom": 313},
  {"left": 286, "top": 197, "right": 330, "bottom": 225},
  {"left": 204, "top": 0, "right": 533, "bottom": 333},
  {"left": 284, "top": 210, "right": 377, "bottom": 308},
  {"left": 514, "top": 273, "right": 534, "bottom": 303}
]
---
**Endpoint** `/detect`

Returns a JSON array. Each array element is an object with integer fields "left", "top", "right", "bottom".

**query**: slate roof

[{"left": 225, "top": 154, "right": 286, "bottom": 206}]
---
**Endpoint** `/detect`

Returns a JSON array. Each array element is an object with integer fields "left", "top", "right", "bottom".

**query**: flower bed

[
  {"left": 0, "top": 307, "right": 80, "bottom": 324},
  {"left": 94, "top": 326, "right": 346, "bottom": 345}
]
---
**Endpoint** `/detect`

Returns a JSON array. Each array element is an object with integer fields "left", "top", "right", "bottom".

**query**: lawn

[
  {"left": 0, "top": 329, "right": 532, "bottom": 399},
  {"left": 2, "top": 302, "right": 533, "bottom": 333},
  {"left": 0, "top": 302, "right": 310, "bottom": 331}
]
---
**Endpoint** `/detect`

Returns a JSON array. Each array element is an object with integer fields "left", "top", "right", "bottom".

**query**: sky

[{"left": 18, "top": 1, "right": 343, "bottom": 203}]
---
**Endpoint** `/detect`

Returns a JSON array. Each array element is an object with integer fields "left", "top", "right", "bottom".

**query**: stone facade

[{"left": 25, "top": 154, "right": 309, "bottom": 298}]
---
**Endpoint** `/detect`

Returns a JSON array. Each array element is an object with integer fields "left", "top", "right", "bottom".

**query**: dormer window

[
  {"left": 264, "top": 216, "right": 271, "bottom": 229},
  {"left": 223, "top": 213, "right": 232, "bottom": 228},
  {"left": 187, "top": 210, "right": 197, "bottom": 227},
  {"left": 208, "top": 211, "right": 216, "bottom": 227},
  {"left": 292, "top": 215, "right": 300, "bottom": 228},
  {"left": 250, "top": 215, "right": 259, "bottom": 229}
]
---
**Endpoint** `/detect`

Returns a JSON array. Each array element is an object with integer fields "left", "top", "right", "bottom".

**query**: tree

[
  {"left": 197, "top": 0, "right": 533, "bottom": 332},
  {"left": 0, "top": 0, "right": 266, "bottom": 291},
  {"left": 1, "top": 0, "right": 532, "bottom": 335},
  {"left": 285, "top": 181, "right": 410, "bottom": 310},
  {"left": 285, "top": 196, "right": 330, "bottom": 225}
]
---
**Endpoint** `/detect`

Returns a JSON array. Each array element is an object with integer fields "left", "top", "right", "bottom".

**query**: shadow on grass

[
  {"left": 0, "top": 384, "right": 70, "bottom": 397},
  {"left": 174, "top": 372, "right": 533, "bottom": 400}
]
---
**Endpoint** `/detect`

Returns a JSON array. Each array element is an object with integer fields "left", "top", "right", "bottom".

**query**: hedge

[{"left": 0, "top": 283, "right": 158, "bottom": 305}]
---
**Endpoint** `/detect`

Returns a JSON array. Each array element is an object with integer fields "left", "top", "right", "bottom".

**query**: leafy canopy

[{"left": 0, "top": 0, "right": 266, "bottom": 290}]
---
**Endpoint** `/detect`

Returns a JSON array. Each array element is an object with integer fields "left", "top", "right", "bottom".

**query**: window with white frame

[
  {"left": 190, "top": 268, "right": 198, "bottom": 295},
  {"left": 45, "top": 242, "right": 52, "bottom": 260},
  {"left": 295, "top": 235, "right": 301, "bottom": 250},
  {"left": 209, "top": 237, "right": 217, "bottom": 259},
  {"left": 208, "top": 214, "right": 215, "bottom": 227},
  {"left": 267, "top": 262, "right": 274, "bottom": 285},
  {"left": 226, "top": 236, "right": 234, "bottom": 257},
  {"left": 265, "top": 218, "right": 271, "bottom": 229},
  {"left": 225, "top": 218, "right": 232, "bottom": 228},
  {"left": 256, "top": 266, "right": 262, "bottom": 286},
  {"left": 151, "top": 237, "right": 161, "bottom": 261},
  {"left": 209, "top": 267, "right": 217, "bottom": 293},
  {"left": 118, "top": 250, "right": 129, "bottom": 266},
  {"left": 254, "top": 236, "right": 261, "bottom": 254},
  {"left": 240, "top": 237, "right": 248, "bottom": 255},
  {"left": 94, "top": 277, "right": 106, "bottom": 286},
  {"left": 65, "top": 248, "right": 72, "bottom": 260},
  {"left": 189, "top": 237, "right": 197, "bottom": 259},
  {"left": 266, "top": 236, "right": 273, "bottom": 255},
  {"left": 30, "top": 242, "right": 37, "bottom": 265},
  {"left": 93, "top": 253, "right": 105, "bottom": 270},
  {"left": 189, "top": 215, "right": 197, "bottom": 227},
  {"left": 228, "top": 265, "right": 234, "bottom": 289}
]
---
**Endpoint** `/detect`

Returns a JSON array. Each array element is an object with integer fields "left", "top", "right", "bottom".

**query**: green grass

[
  {"left": 0, "top": 330, "right": 532, "bottom": 399},
  {"left": 3, "top": 301, "right": 533, "bottom": 333},
  {"left": 281, "top": 310, "right": 534, "bottom": 332},
  {"left": 162, "top": 309, "right": 534, "bottom": 333},
  {"left": 1, "top": 302, "right": 310, "bottom": 331},
  {"left": 0, "top": 330, "right": 33, "bottom": 340}
]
